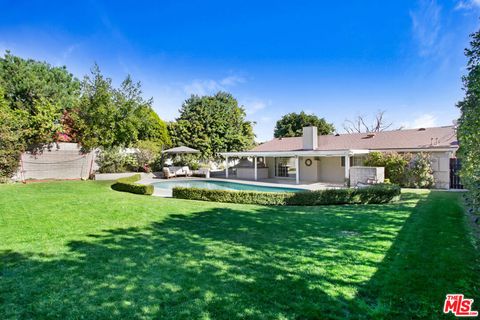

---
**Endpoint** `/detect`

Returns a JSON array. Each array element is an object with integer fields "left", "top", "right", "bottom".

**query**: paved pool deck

[{"left": 138, "top": 176, "right": 344, "bottom": 197}]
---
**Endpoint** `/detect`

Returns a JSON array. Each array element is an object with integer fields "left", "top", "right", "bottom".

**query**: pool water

[{"left": 152, "top": 180, "right": 304, "bottom": 193}]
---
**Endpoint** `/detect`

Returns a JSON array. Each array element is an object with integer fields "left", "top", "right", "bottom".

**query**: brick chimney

[{"left": 302, "top": 126, "right": 318, "bottom": 150}]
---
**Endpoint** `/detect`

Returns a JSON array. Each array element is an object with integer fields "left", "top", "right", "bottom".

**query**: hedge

[
  {"left": 172, "top": 183, "right": 401, "bottom": 206},
  {"left": 111, "top": 174, "right": 154, "bottom": 195}
]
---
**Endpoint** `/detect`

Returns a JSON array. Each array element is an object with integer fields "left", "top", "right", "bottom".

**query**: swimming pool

[{"left": 152, "top": 180, "right": 304, "bottom": 193}]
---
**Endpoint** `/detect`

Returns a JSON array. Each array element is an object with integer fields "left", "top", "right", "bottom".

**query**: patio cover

[
  {"left": 219, "top": 149, "right": 369, "bottom": 158},
  {"left": 219, "top": 149, "right": 370, "bottom": 184},
  {"left": 162, "top": 146, "right": 201, "bottom": 154}
]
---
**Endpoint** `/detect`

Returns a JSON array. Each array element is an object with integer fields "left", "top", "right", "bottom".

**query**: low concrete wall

[
  {"left": 94, "top": 172, "right": 156, "bottom": 181},
  {"left": 236, "top": 167, "right": 268, "bottom": 180},
  {"left": 350, "top": 166, "right": 385, "bottom": 187}
]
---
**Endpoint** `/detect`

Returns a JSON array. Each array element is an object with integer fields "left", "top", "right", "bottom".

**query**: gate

[{"left": 449, "top": 158, "right": 463, "bottom": 189}]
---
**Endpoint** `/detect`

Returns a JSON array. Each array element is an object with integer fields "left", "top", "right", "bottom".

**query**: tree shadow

[
  {"left": 352, "top": 191, "right": 480, "bottom": 319},
  {"left": 1, "top": 192, "right": 475, "bottom": 319}
]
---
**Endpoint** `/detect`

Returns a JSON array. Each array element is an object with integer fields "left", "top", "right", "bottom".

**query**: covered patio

[{"left": 220, "top": 149, "right": 369, "bottom": 185}]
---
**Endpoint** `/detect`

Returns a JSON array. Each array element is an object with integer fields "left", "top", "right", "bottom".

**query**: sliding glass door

[{"left": 274, "top": 157, "right": 297, "bottom": 178}]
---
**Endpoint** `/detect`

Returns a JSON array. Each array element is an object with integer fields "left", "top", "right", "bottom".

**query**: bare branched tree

[{"left": 343, "top": 110, "right": 400, "bottom": 133}]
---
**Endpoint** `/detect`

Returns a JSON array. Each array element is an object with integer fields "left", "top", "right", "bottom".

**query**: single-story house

[{"left": 220, "top": 125, "right": 459, "bottom": 189}]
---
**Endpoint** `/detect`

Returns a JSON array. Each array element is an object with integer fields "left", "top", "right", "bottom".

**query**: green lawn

[{"left": 0, "top": 181, "right": 478, "bottom": 319}]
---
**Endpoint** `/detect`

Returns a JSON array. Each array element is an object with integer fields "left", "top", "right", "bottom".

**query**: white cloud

[
  {"left": 243, "top": 99, "right": 270, "bottom": 115},
  {"left": 455, "top": 0, "right": 480, "bottom": 10},
  {"left": 54, "top": 43, "right": 80, "bottom": 66},
  {"left": 219, "top": 75, "right": 245, "bottom": 86},
  {"left": 183, "top": 75, "right": 245, "bottom": 96},
  {"left": 183, "top": 79, "right": 222, "bottom": 96},
  {"left": 400, "top": 113, "right": 438, "bottom": 129},
  {"left": 410, "top": 0, "right": 442, "bottom": 57}
]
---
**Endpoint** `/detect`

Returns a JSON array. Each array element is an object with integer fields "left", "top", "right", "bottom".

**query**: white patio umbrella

[{"left": 161, "top": 146, "right": 201, "bottom": 154}]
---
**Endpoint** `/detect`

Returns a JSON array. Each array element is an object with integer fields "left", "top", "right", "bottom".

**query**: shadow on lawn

[
  {"left": 353, "top": 191, "right": 480, "bottom": 319},
  {"left": 1, "top": 192, "right": 477, "bottom": 319}
]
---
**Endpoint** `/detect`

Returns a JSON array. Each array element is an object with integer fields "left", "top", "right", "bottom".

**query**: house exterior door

[{"left": 449, "top": 158, "right": 463, "bottom": 189}]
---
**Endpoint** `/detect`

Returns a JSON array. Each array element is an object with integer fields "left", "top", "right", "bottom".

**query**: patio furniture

[
  {"left": 161, "top": 146, "right": 200, "bottom": 178},
  {"left": 163, "top": 166, "right": 193, "bottom": 178},
  {"left": 163, "top": 167, "right": 176, "bottom": 179},
  {"left": 172, "top": 166, "right": 188, "bottom": 177},
  {"left": 356, "top": 176, "right": 379, "bottom": 188},
  {"left": 182, "top": 166, "right": 193, "bottom": 177},
  {"left": 366, "top": 176, "right": 378, "bottom": 184}
]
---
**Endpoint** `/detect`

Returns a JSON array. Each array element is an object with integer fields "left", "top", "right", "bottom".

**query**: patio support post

[
  {"left": 344, "top": 154, "right": 350, "bottom": 186},
  {"left": 225, "top": 156, "right": 229, "bottom": 178},
  {"left": 254, "top": 156, "right": 257, "bottom": 181},
  {"left": 295, "top": 156, "right": 299, "bottom": 184}
]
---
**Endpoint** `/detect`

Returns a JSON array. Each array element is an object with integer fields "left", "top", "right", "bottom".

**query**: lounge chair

[
  {"left": 182, "top": 166, "right": 192, "bottom": 177},
  {"left": 163, "top": 167, "right": 176, "bottom": 179},
  {"left": 356, "top": 176, "right": 379, "bottom": 188}
]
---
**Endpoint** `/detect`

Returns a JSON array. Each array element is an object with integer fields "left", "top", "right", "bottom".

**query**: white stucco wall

[
  {"left": 429, "top": 151, "right": 452, "bottom": 189},
  {"left": 299, "top": 157, "right": 319, "bottom": 182},
  {"left": 318, "top": 157, "right": 344, "bottom": 183}
]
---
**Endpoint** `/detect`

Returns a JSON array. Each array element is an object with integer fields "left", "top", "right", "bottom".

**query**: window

[
  {"left": 352, "top": 155, "right": 366, "bottom": 166},
  {"left": 341, "top": 156, "right": 366, "bottom": 167}
]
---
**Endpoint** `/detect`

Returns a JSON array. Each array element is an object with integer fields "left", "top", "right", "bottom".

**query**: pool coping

[{"left": 138, "top": 176, "right": 342, "bottom": 197}]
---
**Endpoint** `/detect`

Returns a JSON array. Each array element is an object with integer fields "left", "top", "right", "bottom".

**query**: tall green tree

[
  {"left": 273, "top": 111, "right": 335, "bottom": 138},
  {"left": 0, "top": 86, "right": 25, "bottom": 179},
  {"left": 169, "top": 92, "right": 255, "bottom": 158},
  {"left": 0, "top": 52, "right": 80, "bottom": 146},
  {"left": 75, "top": 64, "right": 118, "bottom": 150},
  {"left": 136, "top": 106, "right": 171, "bottom": 147},
  {"left": 457, "top": 30, "right": 480, "bottom": 215},
  {"left": 76, "top": 65, "right": 170, "bottom": 150}
]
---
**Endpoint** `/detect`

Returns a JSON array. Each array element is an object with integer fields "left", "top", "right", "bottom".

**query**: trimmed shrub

[
  {"left": 404, "top": 153, "right": 435, "bottom": 188},
  {"left": 96, "top": 147, "right": 138, "bottom": 173},
  {"left": 364, "top": 151, "right": 410, "bottom": 185},
  {"left": 111, "top": 174, "right": 153, "bottom": 195},
  {"left": 365, "top": 151, "right": 437, "bottom": 188},
  {"left": 172, "top": 183, "right": 400, "bottom": 206},
  {"left": 354, "top": 184, "right": 402, "bottom": 204}
]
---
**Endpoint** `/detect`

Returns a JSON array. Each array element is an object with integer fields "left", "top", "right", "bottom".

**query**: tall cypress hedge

[{"left": 457, "top": 30, "right": 480, "bottom": 218}]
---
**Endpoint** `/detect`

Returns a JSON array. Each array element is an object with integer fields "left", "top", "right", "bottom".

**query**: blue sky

[{"left": 0, "top": 0, "right": 478, "bottom": 141}]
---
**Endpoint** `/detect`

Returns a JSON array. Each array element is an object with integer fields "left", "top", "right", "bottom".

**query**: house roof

[{"left": 252, "top": 126, "right": 458, "bottom": 152}]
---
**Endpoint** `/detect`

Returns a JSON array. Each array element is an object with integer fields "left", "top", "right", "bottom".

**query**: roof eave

[
  {"left": 220, "top": 146, "right": 457, "bottom": 157},
  {"left": 220, "top": 149, "right": 369, "bottom": 157}
]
